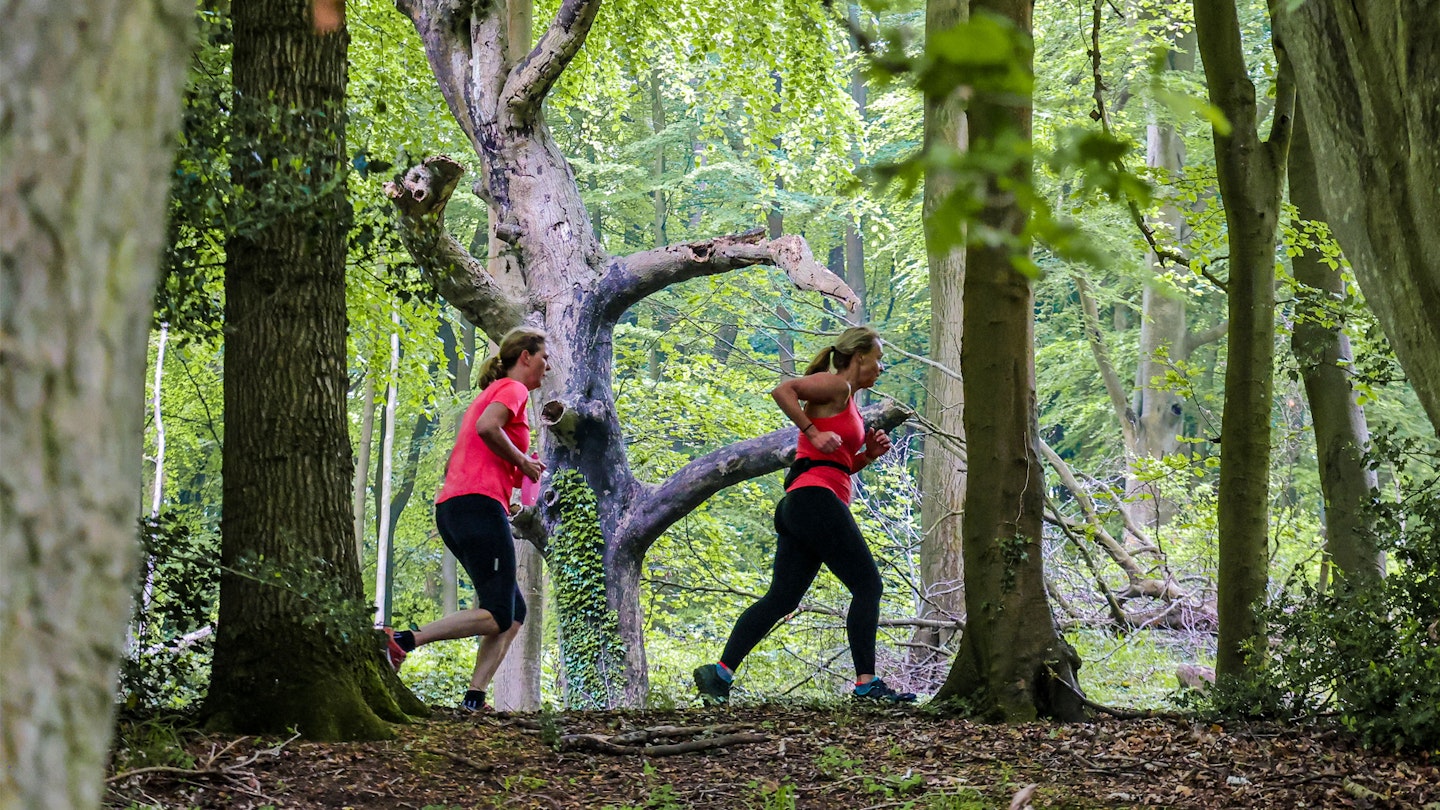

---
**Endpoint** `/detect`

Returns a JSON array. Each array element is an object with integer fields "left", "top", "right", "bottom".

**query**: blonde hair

[
  {"left": 476, "top": 326, "right": 547, "bottom": 389},
  {"left": 802, "top": 326, "right": 881, "bottom": 376}
]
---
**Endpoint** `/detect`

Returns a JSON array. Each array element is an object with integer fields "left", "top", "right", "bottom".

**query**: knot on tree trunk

[{"left": 541, "top": 399, "right": 581, "bottom": 448}]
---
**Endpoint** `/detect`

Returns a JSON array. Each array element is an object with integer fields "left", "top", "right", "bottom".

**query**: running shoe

[
  {"left": 693, "top": 664, "right": 732, "bottom": 704},
  {"left": 853, "top": 678, "right": 916, "bottom": 703},
  {"left": 382, "top": 626, "right": 408, "bottom": 671}
]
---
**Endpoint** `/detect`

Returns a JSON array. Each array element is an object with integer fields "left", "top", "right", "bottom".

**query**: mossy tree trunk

[
  {"left": 1287, "top": 102, "right": 1381, "bottom": 586},
  {"left": 1193, "top": 0, "right": 1294, "bottom": 680},
  {"left": 1273, "top": 1, "right": 1440, "bottom": 439},
  {"left": 932, "top": 0, "right": 1085, "bottom": 722},
  {"left": 387, "top": 0, "right": 908, "bottom": 705},
  {"left": 205, "top": 0, "right": 425, "bottom": 740},
  {"left": 1, "top": 2, "right": 191, "bottom": 805}
]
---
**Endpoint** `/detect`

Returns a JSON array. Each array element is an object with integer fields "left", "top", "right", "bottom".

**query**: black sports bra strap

[{"left": 782, "top": 457, "right": 852, "bottom": 490}]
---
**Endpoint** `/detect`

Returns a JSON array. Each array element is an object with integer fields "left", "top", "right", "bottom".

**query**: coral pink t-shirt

[
  {"left": 436, "top": 378, "right": 530, "bottom": 510},
  {"left": 785, "top": 396, "right": 864, "bottom": 504}
]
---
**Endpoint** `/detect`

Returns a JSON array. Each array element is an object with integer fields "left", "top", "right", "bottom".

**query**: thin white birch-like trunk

[
  {"left": 353, "top": 372, "right": 377, "bottom": 568},
  {"left": 373, "top": 312, "right": 401, "bottom": 626},
  {"left": 138, "top": 323, "right": 171, "bottom": 636}
]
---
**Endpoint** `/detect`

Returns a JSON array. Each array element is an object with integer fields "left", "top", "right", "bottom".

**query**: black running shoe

[
  {"left": 853, "top": 678, "right": 916, "bottom": 703},
  {"left": 461, "top": 689, "right": 487, "bottom": 712},
  {"left": 693, "top": 664, "right": 731, "bottom": 704}
]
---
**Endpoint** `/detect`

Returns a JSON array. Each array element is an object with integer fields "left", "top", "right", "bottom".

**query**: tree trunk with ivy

[
  {"left": 1273, "top": 1, "right": 1440, "bottom": 439},
  {"left": 205, "top": 0, "right": 425, "bottom": 739},
  {"left": 1287, "top": 101, "right": 1380, "bottom": 586},
  {"left": 931, "top": 0, "right": 1085, "bottom": 722},
  {"left": 1194, "top": 0, "right": 1294, "bottom": 680},
  {"left": 387, "top": 0, "right": 909, "bottom": 705},
  {"left": 1, "top": 3, "right": 191, "bottom": 805}
]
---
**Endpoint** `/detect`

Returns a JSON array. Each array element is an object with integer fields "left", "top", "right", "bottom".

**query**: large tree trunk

[
  {"left": 1287, "top": 102, "right": 1381, "bottom": 586},
  {"left": 844, "top": 3, "right": 869, "bottom": 324},
  {"left": 933, "top": 0, "right": 1084, "bottom": 722},
  {"left": 1272, "top": 2, "right": 1440, "bottom": 439},
  {"left": 915, "top": 0, "right": 969, "bottom": 672},
  {"left": 206, "top": 0, "right": 423, "bottom": 739},
  {"left": 1, "top": 3, "right": 191, "bottom": 805},
  {"left": 1194, "top": 0, "right": 1294, "bottom": 680},
  {"left": 1128, "top": 93, "right": 1188, "bottom": 528},
  {"left": 388, "top": 0, "right": 888, "bottom": 706}
]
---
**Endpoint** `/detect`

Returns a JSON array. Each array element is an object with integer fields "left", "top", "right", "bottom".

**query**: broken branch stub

[{"left": 769, "top": 234, "right": 860, "bottom": 314}]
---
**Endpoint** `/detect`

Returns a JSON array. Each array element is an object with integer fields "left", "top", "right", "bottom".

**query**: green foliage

[
  {"left": 751, "top": 779, "right": 799, "bottom": 810},
  {"left": 395, "top": 642, "right": 477, "bottom": 706},
  {"left": 1197, "top": 438, "right": 1440, "bottom": 751},
  {"left": 121, "top": 512, "right": 219, "bottom": 712},
  {"left": 549, "top": 470, "right": 627, "bottom": 709},
  {"left": 110, "top": 715, "right": 198, "bottom": 774},
  {"left": 1066, "top": 628, "right": 1210, "bottom": 710}
]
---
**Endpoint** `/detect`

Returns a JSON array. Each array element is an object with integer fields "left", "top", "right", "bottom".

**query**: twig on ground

[{"left": 423, "top": 748, "right": 495, "bottom": 773}]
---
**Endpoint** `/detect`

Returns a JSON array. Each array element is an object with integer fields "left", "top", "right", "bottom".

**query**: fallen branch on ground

[{"left": 557, "top": 724, "right": 767, "bottom": 756}]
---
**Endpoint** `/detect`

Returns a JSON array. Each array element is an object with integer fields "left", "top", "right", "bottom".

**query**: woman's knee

[
  {"left": 852, "top": 574, "right": 883, "bottom": 606},
  {"left": 489, "top": 611, "right": 515, "bottom": 635},
  {"left": 756, "top": 590, "right": 805, "bottom": 616}
]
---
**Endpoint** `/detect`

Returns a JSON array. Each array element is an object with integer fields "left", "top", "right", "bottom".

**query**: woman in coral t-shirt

[
  {"left": 384, "top": 326, "right": 549, "bottom": 712},
  {"left": 693, "top": 325, "right": 915, "bottom": 704}
]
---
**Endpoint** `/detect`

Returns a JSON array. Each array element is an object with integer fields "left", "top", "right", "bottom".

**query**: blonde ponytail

[
  {"left": 476, "top": 326, "right": 548, "bottom": 388},
  {"left": 802, "top": 326, "right": 880, "bottom": 376}
]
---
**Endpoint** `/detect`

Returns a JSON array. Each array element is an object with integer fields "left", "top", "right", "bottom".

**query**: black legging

[
  {"left": 435, "top": 493, "right": 527, "bottom": 633},
  {"left": 720, "top": 486, "right": 884, "bottom": 676}
]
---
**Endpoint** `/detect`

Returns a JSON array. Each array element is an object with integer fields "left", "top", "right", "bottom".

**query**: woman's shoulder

[
  {"left": 482, "top": 377, "right": 527, "bottom": 396},
  {"left": 795, "top": 372, "right": 851, "bottom": 405}
]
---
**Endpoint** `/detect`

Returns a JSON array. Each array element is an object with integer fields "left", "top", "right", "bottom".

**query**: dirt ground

[{"left": 105, "top": 703, "right": 1440, "bottom": 809}]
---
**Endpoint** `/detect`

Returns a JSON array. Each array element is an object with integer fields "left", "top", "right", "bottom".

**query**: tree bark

[
  {"left": 933, "top": 0, "right": 1084, "bottom": 722},
  {"left": 388, "top": 0, "right": 873, "bottom": 705},
  {"left": 915, "top": 0, "right": 969, "bottom": 670},
  {"left": 1, "top": 2, "right": 191, "bottom": 805},
  {"left": 1194, "top": 0, "right": 1294, "bottom": 680},
  {"left": 1287, "top": 101, "right": 1381, "bottom": 586},
  {"left": 207, "top": 0, "right": 423, "bottom": 739},
  {"left": 1272, "top": 1, "right": 1440, "bottom": 439},
  {"left": 844, "top": 3, "right": 869, "bottom": 324}
]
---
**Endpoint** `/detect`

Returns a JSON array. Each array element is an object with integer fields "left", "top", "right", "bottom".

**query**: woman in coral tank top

[
  {"left": 383, "top": 326, "right": 549, "bottom": 712},
  {"left": 694, "top": 326, "right": 915, "bottom": 704}
]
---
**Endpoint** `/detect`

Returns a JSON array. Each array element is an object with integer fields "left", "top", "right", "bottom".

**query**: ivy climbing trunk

[
  {"left": 1194, "top": 0, "right": 1294, "bottom": 680},
  {"left": 1287, "top": 101, "right": 1380, "bottom": 586},
  {"left": 915, "top": 0, "right": 969, "bottom": 669},
  {"left": 1, "top": 2, "right": 191, "bottom": 805},
  {"left": 932, "top": 0, "right": 1085, "bottom": 722},
  {"left": 387, "top": 0, "right": 899, "bottom": 706},
  {"left": 206, "top": 0, "right": 424, "bottom": 739}
]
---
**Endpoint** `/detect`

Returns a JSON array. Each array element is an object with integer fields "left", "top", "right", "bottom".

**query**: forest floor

[{"left": 106, "top": 703, "right": 1440, "bottom": 809}]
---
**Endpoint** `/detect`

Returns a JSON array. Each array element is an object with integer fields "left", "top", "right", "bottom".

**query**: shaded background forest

[{"left": 129, "top": 0, "right": 1435, "bottom": 737}]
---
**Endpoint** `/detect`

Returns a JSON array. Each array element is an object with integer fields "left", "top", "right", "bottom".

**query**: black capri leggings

[
  {"left": 720, "top": 486, "right": 884, "bottom": 676},
  {"left": 435, "top": 493, "right": 527, "bottom": 633}
]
